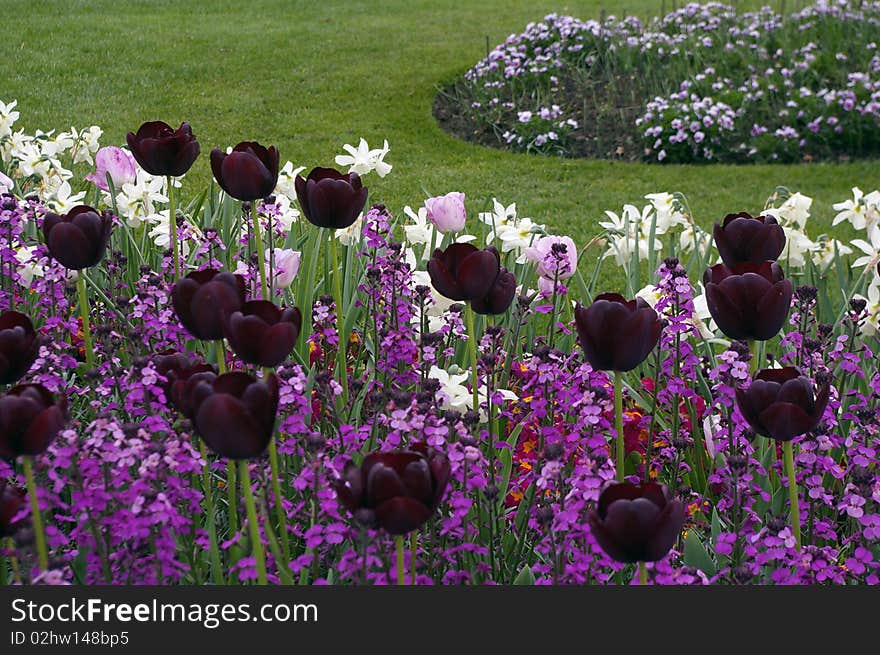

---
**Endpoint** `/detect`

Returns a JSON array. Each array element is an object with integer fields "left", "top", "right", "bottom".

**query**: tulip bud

[
  {"left": 735, "top": 367, "right": 830, "bottom": 442},
  {"left": 712, "top": 212, "right": 786, "bottom": 267},
  {"left": 0, "top": 310, "right": 40, "bottom": 385},
  {"left": 210, "top": 141, "right": 280, "bottom": 201},
  {"left": 295, "top": 167, "right": 368, "bottom": 230},
  {"left": 425, "top": 192, "right": 467, "bottom": 234},
  {"left": 222, "top": 300, "right": 302, "bottom": 367},
  {"left": 171, "top": 269, "right": 246, "bottom": 341},
  {"left": 574, "top": 293, "right": 662, "bottom": 372},
  {"left": 0, "top": 384, "right": 68, "bottom": 458},
  {"left": 42, "top": 205, "right": 113, "bottom": 270},
  {"left": 126, "top": 121, "right": 200, "bottom": 177}
]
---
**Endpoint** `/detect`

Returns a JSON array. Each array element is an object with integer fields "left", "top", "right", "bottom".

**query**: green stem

[
  {"left": 329, "top": 233, "right": 349, "bottom": 403},
  {"left": 167, "top": 176, "right": 179, "bottom": 280},
  {"left": 465, "top": 305, "right": 480, "bottom": 413},
  {"left": 76, "top": 274, "right": 94, "bottom": 368},
  {"left": 395, "top": 534, "right": 405, "bottom": 586},
  {"left": 614, "top": 371, "right": 625, "bottom": 482},
  {"left": 410, "top": 532, "right": 417, "bottom": 585},
  {"left": 639, "top": 561, "right": 647, "bottom": 585},
  {"left": 239, "top": 460, "right": 267, "bottom": 585},
  {"left": 215, "top": 340, "right": 227, "bottom": 374},
  {"left": 199, "top": 441, "right": 224, "bottom": 584},
  {"left": 251, "top": 201, "right": 269, "bottom": 299},
  {"left": 23, "top": 457, "right": 48, "bottom": 571},
  {"left": 783, "top": 441, "right": 802, "bottom": 551},
  {"left": 226, "top": 460, "right": 238, "bottom": 537},
  {"left": 749, "top": 339, "right": 759, "bottom": 376},
  {"left": 268, "top": 437, "right": 291, "bottom": 564}
]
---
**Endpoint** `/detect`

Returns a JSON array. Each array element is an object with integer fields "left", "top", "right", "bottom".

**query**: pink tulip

[
  {"left": 85, "top": 146, "right": 137, "bottom": 192},
  {"left": 425, "top": 192, "right": 466, "bottom": 234}
]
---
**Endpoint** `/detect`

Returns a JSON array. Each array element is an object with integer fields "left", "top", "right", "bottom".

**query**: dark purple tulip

[
  {"left": 703, "top": 261, "right": 793, "bottom": 341},
  {"left": 333, "top": 443, "right": 450, "bottom": 535},
  {"left": 0, "top": 384, "right": 68, "bottom": 459},
  {"left": 294, "top": 167, "right": 368, "bottom": 229},
  {"left": 0, "top": 310, "right": 40, "bottom": 385},
  {"left": 171, "top": 269, "right": 246, "bottom": 341},
  {"left": 42, "top": 205, "right": 113, "bottom": 270},
  {"left": 427, "top": 243, "right": 500, "bottom": 302},
  {"left": 222, "top": 300, "right": 302, "bottom": 367},
  {"left": 170, "top": 364, "right": 217, "bottom": 419},
  {"left": 0, "top": 480, "right": 26, "bottom": 537},
  {"left": 187, "top": 372, "right": 278, "bottom": 459},
  {"left": 153, "top": 349, "right": 206, "bottom": 400},
  {"left": 574, "top": 293, "right": 662, "bottom": 372},
  {"left": 126, "top": 121, "right": 200, "bottom": 177},
  {"left": 471, "top": 268, "right": 517, "bottom": 315},
  {"left": 210, "top": 142, "right": 279, "bottom": 202},
  {"left": 713, "top": 212, "right": 786, "bottom": 268},
  {"left": 735, "top": 367, "right": 830, "bottom": 442},
  {"left": 589, "top": 481, "right": 685, "bottom": 563}
]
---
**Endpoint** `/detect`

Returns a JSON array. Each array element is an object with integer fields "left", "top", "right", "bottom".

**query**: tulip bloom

[
  {"left": 170, "top": 365, "right": 217, "bottom": 419},
  {"left": 85, "top": 146, "right": 137, "bottom": 191},
  {"left": 703, "top": 261, "right": 793, "bottom": 341},
  {"left": 713, "top": 212, "right": 786, "bottom": 268},
  {"left": 222, "top": 300, "right": 302, "bottom": 367},
  {"left": 42, "top": 205, "right": 113, "bottom": 270},
  {"left": 0, "top": 384, "right": 68, "bottom": 459},
  {"left": 171, "top": 269, "right": 246, "bottom": 341},
  {"left": 126, "top": 121, "right": 200, "bottom": 177},
  {"left": 735, "top": 367, "right": 830, "bottom": 442},
  {"left": 210, "top": 141, "right": 280, "bottom": 202},
  {"left": 0, "top": 310, "right": 40, "bottom": 385},
  {"left": 574, "top": 293, "right": 662, "bottom": 372},
  {"left": 153, "top": 349, "right": 206, "bottom": 400},
  {"left": 589, "top": 482, "right": 685, "bottom": 563},
  {"left": 425, "top": 192, "right": 466, "bottom": 234},
  {"left": 428, "top": 243, "right": 517, "bottom": 316},
  {"left": 294, "top": 167, "right": 368, "bottom": 230},
  {"left": 187, "top": 372, "right": 279, "bottom": 459},
  {"left": 334, "top": 443, "right": 450, "bottom": 535},
  {"left": 0, "top": 480, "right": 26, "bottom": 537}
]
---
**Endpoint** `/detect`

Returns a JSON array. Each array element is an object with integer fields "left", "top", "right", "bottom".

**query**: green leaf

[
  {"left": 683, "top": 530, "right": 716, "bottom": 576},
  {"left": 512, "top": 565, "right": 535, "bottom": 585},
  {"left": 711, "top": 508, "right": 724, "bottom": 543}
]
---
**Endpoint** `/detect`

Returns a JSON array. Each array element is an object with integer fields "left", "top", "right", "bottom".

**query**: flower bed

[
  {"left": 1, "top": 100, "right": 879, "bottom": 585},
  {"left": 435, "top": 1, "right": 880, "bottom": 163}
]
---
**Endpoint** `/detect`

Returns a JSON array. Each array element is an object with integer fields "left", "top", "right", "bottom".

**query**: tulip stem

[
  {"left": 23, "top": 456, "right": 48, "bottom": 572},
  {"left": 76, "top": 273, "right": 94, "bottom": 368},
  {"left": 410, "top": 532, "right": 417, "bottom": 585},
  {"left": 328, "top": 232, "right": 349, "bottom": 404},
  {"left": 395, "top": 534, "right": 406, "bottom": 586},
  {"left": 267, "top": 437, "right": 291, "bottom": 565},
  {"left": 251, "top": 201, "right": 269, "bottom": 300},
  {"left": 239, "top": 460, "right": 267, "bottom": 585},
  {"left": 748, "top": 339, "right": 759, "bottom": 376},
  {"left": 198, "top": 440, "right": 225, "bottom": 585},
  {"left": 215, "top": 340, "right": 227, "bottom": 374},
  {"left": 465, "top": 305, "right": 480, "bottom": 414},
  {"left": 783, "top": 441, "right": 802, "bottom": 551},
  {"left": 639, "top": 561, "right": 647, "bottom": 585},
  {"left": 614, "top": 371, "right": 625, "bottom": 482},
  {"left": 167, "top": 176, "right": 179, "bottom": 280}
]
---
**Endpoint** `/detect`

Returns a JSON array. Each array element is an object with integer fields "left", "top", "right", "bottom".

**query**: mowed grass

[{"left": 1, "top": 0, "right": 875, "bottom": 273}]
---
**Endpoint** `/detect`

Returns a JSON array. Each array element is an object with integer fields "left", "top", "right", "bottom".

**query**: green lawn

[{"left": 2, "top": 0, "right": 875, "bottom": 252}]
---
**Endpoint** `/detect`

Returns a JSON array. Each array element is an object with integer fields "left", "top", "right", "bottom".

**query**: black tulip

[
  {"left": 42, "top": 205, "right": 113, "bottom": 270},
  {"left": 294, "top": 167, "right": 368, "bottom": 230},
  {"left": 0, "top": 384, "right": 68, "bottom": 458},
  {"left": 735, "top": 367, "right": 830, "bottom": 442},
  {"left": 210, "top": 141, "right": 279, "bottom": 201},
  {"left": 126, "top": 121, "right": 201, "bottom": 177},
  {"left": 713, "top": 212, "right": 786, "bottom": 268},
  {"left": 171, "top": 269, "right": 246, "bottom": 341},
  {"left": 0, "top": 310, "right": 40, "bottom": 385},
  {"left": 704, "top": 261, "right": 793, "bottom": 341},
  {"left": 574, "top": 293, "right": 662, "bottom": 371},
  {"left": 222, "top": 300, "right": 302, "bottom": 367}
]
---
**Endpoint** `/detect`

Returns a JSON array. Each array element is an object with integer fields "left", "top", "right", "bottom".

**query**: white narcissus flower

[
  {"left": 334, "top": 138, "right": 392, "bottom": 178},
  {"left": 427, "top": 365, "right": 518, "bottom": 420},
  {"left": 763, "top": 191, "right": 812, "bottom": 229},
  {"left": 811, "top": 237, "right": 853, "bottom": 271},
  {"left": 411, "top": 270, "right": 455, "bottom": 332},
  {"left": 148, "top": 210, "right": 198, "bottom": 257},
  {"left": 275, "top": 161, "right": 306, "bottom": 201},
  {"left": 335, "top": 213, "right": 363, "bottom": 246},
  {"left": 117, "top": 170, "right": 168, "bottom": 228},
  {"left": 851, "top": 223, "right": 880, "bottom": 270},
  {"left": 47, "top": 180, "right": 86, "bottom": 213},
  {"left": 858, "top": 280, "right": 880, "bottom": 337},
  {"left": 14, "top": 245, "right": 44, "bottom": 287},
  {"left": 678, "top": 224, "right": 712, "bottom": 257},
  {"left": 832, "top": 187, "right": 880, "bottom": 231},
  {"left": 0, "top": 170, "right": 12, "bottom": 193},
  {"left": 779, "top": 226, "right": 817, "bottom": 269},
  {"left": 644, "top": 192, "right": 688, "bottom": 234},
  {"left": 403, "top": 205, "right": 436, "bottom": 248},
  {"left": 0, "top": 99, "right": 20, "bottom": 138},
  {"left": 635, "top": 283, "right": 663, "bottom": 308}
]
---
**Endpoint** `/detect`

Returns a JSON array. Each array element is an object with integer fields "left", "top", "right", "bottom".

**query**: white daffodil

[
  {"left": 0, "top": 99, "right": 20, "bottom": 138},
  {"left": 403, "top": 205, "right": 438, "bottom": 250},
  {"left": 68, "top": 126, "right": 103, "bottom": 165},
  {"left": 833, "top": 187, "right": 878, "bottom": 231},
  {"left": 779, "top": 226, "right": 817, "bottom": 269},
  {"left": 335, "top": 213, "right": 364, "bottom": 246},
  {"left": 635, "top": 283, "right": 663, "bottom": 308},
  {"left": 496, "top": 215, "right": 544, "bottom": 263},
  {"left": 14, "top": 245, "right": 44, "bottom": 288},
  {"left": 427, "top": 365, "right": 518, "bottom": 420},
  {"left": 0, "top": 170, "right": 12, "bottom": 194},
  {"left": 412, "top": 269, "right": 455, "bottom": 329},
  {"left": 46, "top": 180, "right": 86, "bottom": 213},
  {"left": 275, "top": 161, "right": 305, "bottom": 201},
  {"left": 811, "top": 237, "right": 853, "bottom": 271},
  {"left": 851, "top": 223, "right": 880, "bottom": 270},
  {"left": 148, "top": 210, "right": 198, "bottom": 257},
  {"left": 763, "top": 191, "right": 812, "bottom": 229},
  {"left": 679, "top": 224, "right": 713, "bottom": 258},
  {"left": 644, "top": 192, "right": 689, "bottom": 234},
  {"left": 117, "top": 170, "right": 168, "bottom": 228},
  {"left": 334, "top": 138, "right": 392, "bottom": 178},
  {"left": 858, "top": 280, "right": 880, "bottom": 337}
]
